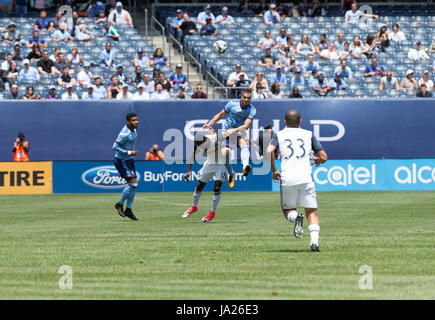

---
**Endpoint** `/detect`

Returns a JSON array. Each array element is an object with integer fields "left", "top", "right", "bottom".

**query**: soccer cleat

[
  {"left": 228, "top": 172, "right": 236, "bottom": 188},
  {"left": 243, "top": 164, "right": 252, "bottom": 177},
  {"left": 201, "top": 211, "right": 215, "bottom": 223},
  {"left": 115, "top": 202, "right": 125, "bottom": 217},
  {"left": 294, "top": 213, "right": 304, "bottom": 238},
  {"left": 182, "top": 206, "right": 198, "bottom": 218},
  {"left": 124, "top": 208, "right": 138, "bottom": 221},
  {"left": 311, "top": 244, "right": 320, "bottom": 252}
]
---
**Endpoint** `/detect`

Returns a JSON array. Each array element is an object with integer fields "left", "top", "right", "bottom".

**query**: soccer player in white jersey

[
  {"left": 266, "top": 110, "right": 328, "bottom": 252},
  {"left": 182, "top": 128, "right": 231, "bottom": 222},
  {"left": 203, "top": 89, "right": 256, "bottom": 183}
]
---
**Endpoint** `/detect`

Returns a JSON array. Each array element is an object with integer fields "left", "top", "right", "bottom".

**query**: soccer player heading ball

[
  {"left": 267, "top": 110, "right": 328, "bottom": 252},
  {"left": 112, "top": 112, "right": 140, "bottom": 221},
  {"left": 182, "top": 127, "right": 232, "bottom": 222},
  {"left": 202, "top": 88, "right": 256, "bottom": 179}
]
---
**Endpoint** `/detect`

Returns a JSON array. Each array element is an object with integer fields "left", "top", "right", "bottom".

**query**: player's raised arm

[{"left": 203, "top": 108, "right": 227, "bottom": 129}]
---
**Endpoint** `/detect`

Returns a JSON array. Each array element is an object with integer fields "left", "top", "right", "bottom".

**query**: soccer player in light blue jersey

[
  {"left": 112, "top": 112, "right": 139, "bottom": 221},
  {"left": 203, "top": 88, "right": 256, "bottom": 183}
]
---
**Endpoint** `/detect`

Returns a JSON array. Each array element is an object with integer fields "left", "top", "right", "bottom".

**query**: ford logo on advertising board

[{"left": 81, "top": 166, "right": 140, "bottom": 189}]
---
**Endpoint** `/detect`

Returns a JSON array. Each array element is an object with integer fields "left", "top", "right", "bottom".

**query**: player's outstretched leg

[
  {"left": 305, "top": 208, "right": 320, "bottom": 252},
  {"left": 202, "top": 181, "right": 222, "bottom": 223},
  {"left": 183, "top": 181, "right": 206, "bottom": 218},
  {"left": 116, "top": 183, "right": 133, "bottom": 217},
  {"left": 239, "top": 137, "right": 252, "bottom": 177},
  {"left": 222, "top": 147, "right": 235, "bottom": 188},
  {"left": 124, "top": 180, "right": 138, "bottom": 221}
]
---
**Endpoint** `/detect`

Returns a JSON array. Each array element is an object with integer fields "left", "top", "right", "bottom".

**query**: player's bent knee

[{"left": 129, "top": 182, "right": 138, "bottom": 189}]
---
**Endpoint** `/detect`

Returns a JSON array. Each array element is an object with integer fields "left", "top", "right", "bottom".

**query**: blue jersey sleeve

[
  {"left": 113, "top": 131, "right": 128, "bottom": 154},
  {"left": 248, "top": 106, "right": 256, "bottom": 119},
  {"left": 224, "top": 101, "right": 232, "bottom": 114}
]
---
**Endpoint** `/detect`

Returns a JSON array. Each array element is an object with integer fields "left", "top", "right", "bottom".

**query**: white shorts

[
  {"left": 223, "top": 130, "right": 249, "bottom": 149},
  {"left": 280, "top": 182, "right": 318, "bottom": 209},
  {"left": 197, "top": 163, "right": 228, "bottom": 182}
]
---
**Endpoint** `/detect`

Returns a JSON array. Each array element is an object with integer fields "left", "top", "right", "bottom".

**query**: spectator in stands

[
  {"left": 257, "top": 30, "right": 275, "bottom": 49},
  {"left": 236, "top": 73, "right": 251, "bottom": 89},
  {"left": 176, "top": 86, "right": 188, "bottom": 99},
  {"left": 390, "top": 23, "right": 406, "bottom": 43},
  {"left": 5, "top": 83, "right": 22, "bottom": 99},
  {"left": 425, "top": 41, "right": 435, "bottom": 53},
  {"left": 18, "top": 59, "right": 40, "bottom": 82},
  {"left": 100, "top": 42, "right": 115, "bottom": 68},
  {"left": 114, "top": 64, "right": 127, "bottom": 83},
  {"left": 289, "top": 86, "right": 303, "bottom": 98},
  {"left": 152, "top": 67, "right": 161, "bottom": 83},
  {"left": 379, "top": 71, "right": 399, "bottom": 90},
  {"left": 197, "top": 4, "right": 216, "bottom": 27},
  {"left": 2, "top": 23, "right": 21, "bottom": 43},
  {"left": 278, "top": 46, "right": 292, "bottom": 67},
  {"left": 61, "top": 84, "right": 79, "bottom": 100},
  {"left": 284, "top": 56, "right": 300, "bottom": 73},
  {"left": 200, "top": 18, "right": 218, "bottom": 36},
  {"left": 290, "top": 69, "right": 305, "bottom": 90},
  {"left": 258, "top": 47, "right": 278, "bottom": 67},
  {"left": 252, "top": 82, "right": 268, "bottom": 99},
  {"left": 279, "top": 35, "right": 296, "bottom": 53},
  {"left": 52, "top": 23, "right": 74, "bottom": 42},
  {"left": 45, "top": 86, "right": 60, "bottom": 100},
  {"left": 75, "top": 22, "right": 93, "bottom": 42},
  {"left": 169, "top": 64, "right": 188, "bottom": 89},
  {"left": 96, "top": 10, "right": 107, "bottom": 24},
  {"left": 227, "top": 64, "right": 244, "bottom": 87},
  {"left": 51, "top": 11, "right": 63, "bottom": 30},
  {"left": 311, "top": 72, "right": 331, "bottom": 96},
  {"left": 250, "top": 71, "right": 269, "bottom": 91},
  {"left": 340, "top": 0, "right": 353, "bottom": 11},
  {"left": 363, "top": 34, "right": 379, "bottom": 59},
  {"left": 77, "top": 62, "right": 94, "bottom": 87},
  {"left": 320, "top": 42, "right": 340, "bottom": 60},
  {"left": 57, "top": 66, "right": 76, "bottom": 86},
  {"left": 335, "top": 31, "right": 345, "bottom": 52},
  {"left": 171, "top": 9, "right": 184, "bottom": 37},
  {"left": 37, "top": 50, "right": 60, "bottom": 75},
  {"left": 330, "top": 72, "right": 347, "bottom": 90},
  {"left": 7, "top": 62, "right": 18, "bottom": 81},
  {"left": 277, "top": 1, "right": 288, "bottom": 17},
  {"left": 67, "top": 46, "right": 83, "bottom": 66},
  {"left": 133, "top": 83, "right": 150, "bottom": 100},
  {"left": 54, "top": 53, "right": 72, "bottom": 73},
  {"left": 146, "top": 145, "right": 164, "bottom": 161},
  {"left": 418, "top": 70, "right": 434, "bottom": 90},
  {"left": 13, "top": 43, "right": 22, "bottom": 61},
  {"left": 14, "top": 0, "right": 28, "bottom": 14},
  {"left": 316, "top": 33, "right": 328, "bottom": 55},
  {"left": 238, "top": 0, "right": 255, "bottom": 16},
  {"left": 107, "top": 74, "right": 122, "bottom": 98},
  {"left": 147, "top": 48, "right": 168, "bottom": 68},
  {"left": 254, "top": 0, "right": 268, "bottom": 16},
  {"left": 1, "top": 53, "right": 13, "bottom": 71},
  {"left": 269, "top": 82, "right": 285, "bottom": 99},
  {"left": 269, "top": 66, "right": 287, "bottom": 86},
  {"left": 117, "top": 83, "right": 134, "bottom": 100},
  {"left": 24, "top": 86, "right": 40, "bottom": 100},
  {"left": 0, "top": 70, "right": 12, "bottom": 92},
  {"left": 108, "top": 2, "right": 134, "bottom": 29},
  {"left": 408, "top": 41, "right": 430, "bottom": 60},
  {"left": 191, "top": 83, "right": 208, "bottom": 99},
  {"left": 132, "top": 66, "right": 143, "bottom": 86},
  {"left": 296, "top": 34, "right": 315, "bottom": 56},
  {"left": 26, "top": 31, "right": 47, "bottom": 48},
  {"left": 301, "top": 54, "right": 320, "bottom": 74},
  {"left": 349, "top": 36, "right": 366, "bottom": 59},
  {"left": 376, "top": 25, "right": 390, "bottom": 52},
  {"left": 400, "top": 70, "right": 418, "bottom": 90},
  {"left": 338, "top": 42, "right": 353, "bottom": 59},
  {"left": 264, "top": 3, "right": 281, "bottom": 25},
  {"left": 179, "top": 13, "right": 197, "bottom": 42},
  {"left": 82, "top": 84, "right": 96, "bottom": 100},
  {"left": 105, "top": 0, "right": 117, "bottom": 15},
  {"left": 87, "top": 1, "right": 105, "bottom": 18},
  {"left": 34, "top": 10, "right": 50, "bottom": 31},
  {"left": 334, "top": 59, "right": 353, "bottom": 79},
  {"left": 102, "top": 22, "right": 120, "bottom": 41},
  {"left": 416, "top": 84, "right": 433, "bottom": 98},
  {"left": 308, "top": 0, "right": 326, "bottom": 17},
  {"left": 151, "top": 83, "right": 170, "bottom": 100},
  {"left": 33, "top": 0, "right": 48, "bottom": 10},
  {"left": 49, "top": 48, "right": 61, "bottom": 64},
  {"left": 157, "top": 72, "right": 172, "bottom": 92},
  {"left": 93, "top": 76, "right": 107, "bottom": 98},
  {"left": 12, "top": 132, "right": 29, "bottom": 161},
  {"left": 364, "top": 57, "right": 385, "bottom": 78},
  {"left": 216, "top": 6, "right": 235, "bottom": 26},
  {"left": 275, "top": 27, "right": 288, "bottom": 48},
  {"left": 344, "top": 2, "right": 378, "bottom": 24},
  {"left": 288, "top": 2, "right": 307, "bottom": 17}
]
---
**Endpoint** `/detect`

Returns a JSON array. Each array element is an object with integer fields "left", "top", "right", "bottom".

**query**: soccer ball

[{"left": 213, "top": 40, "right": 228, "bottom": 54}]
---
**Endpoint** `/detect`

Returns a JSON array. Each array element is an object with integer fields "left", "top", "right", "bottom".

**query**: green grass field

[{"left": 0, "top": 191, "right": 434, "bottom": 300}]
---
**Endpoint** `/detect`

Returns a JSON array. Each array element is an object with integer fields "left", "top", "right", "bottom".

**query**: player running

[
  {"left": 112, "top": 112, "right": 139, "bottom": 221},
  {"left": 182, "top": 128, "right": 231, "bottom": 222},
  {"left": 266, "top": 110, "right": 328, "bottom": 252},
  {"left": 202, "top": 88, "right": 256, "bottom": 184}
]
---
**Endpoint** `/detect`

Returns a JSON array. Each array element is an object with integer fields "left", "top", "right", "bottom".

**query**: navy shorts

[{"left": 114, "top": 157, "right": 137, "bottom": 181}]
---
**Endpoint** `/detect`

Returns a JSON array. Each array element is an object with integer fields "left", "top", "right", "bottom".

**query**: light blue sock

[
  {"left": 126, "top": 184, "right": 137, "bottom": 209},
  {"left": 119, "top": 185, "right": 131, "bottom": 205}
]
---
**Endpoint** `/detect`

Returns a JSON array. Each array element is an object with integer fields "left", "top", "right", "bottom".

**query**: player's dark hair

[
  {"left": 126, "top": 112, "right": 137, "bottom": 122},
  {"left": 241, "top": 88, "right": 252, "bottom": 95},
  {"left": 285, "top": 110, "right": 301, "bottom": 127}
]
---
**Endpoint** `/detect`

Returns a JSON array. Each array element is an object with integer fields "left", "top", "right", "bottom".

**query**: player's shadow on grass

[
  {"left": 185, "top": 221, "right": 249, "bottom": 224},
  {"left": 265, "top": 249, "right": 309, "bottom": 253}
]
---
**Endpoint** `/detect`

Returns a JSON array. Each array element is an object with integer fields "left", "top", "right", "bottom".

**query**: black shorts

[{"left": 114, "top": 157, "right": 137, "bottom": 181}]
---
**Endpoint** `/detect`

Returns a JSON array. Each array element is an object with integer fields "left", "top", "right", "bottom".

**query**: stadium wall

[{"left": 1, "top": 99, "right": 435, "bottom": 162}]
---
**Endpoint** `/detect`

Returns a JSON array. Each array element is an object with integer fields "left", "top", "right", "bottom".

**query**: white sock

[
  {"left": 287, "top": 210, "right": 298, "bottom": 223},
  {"left": 192, "top": 190, "right": 202, "bottom": 207},
  {"left": 308, "top": 224, "right": 320, "bottom": 246},
  {"left": 240, "top": 145, "right": 250, "bottom": 168}
]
